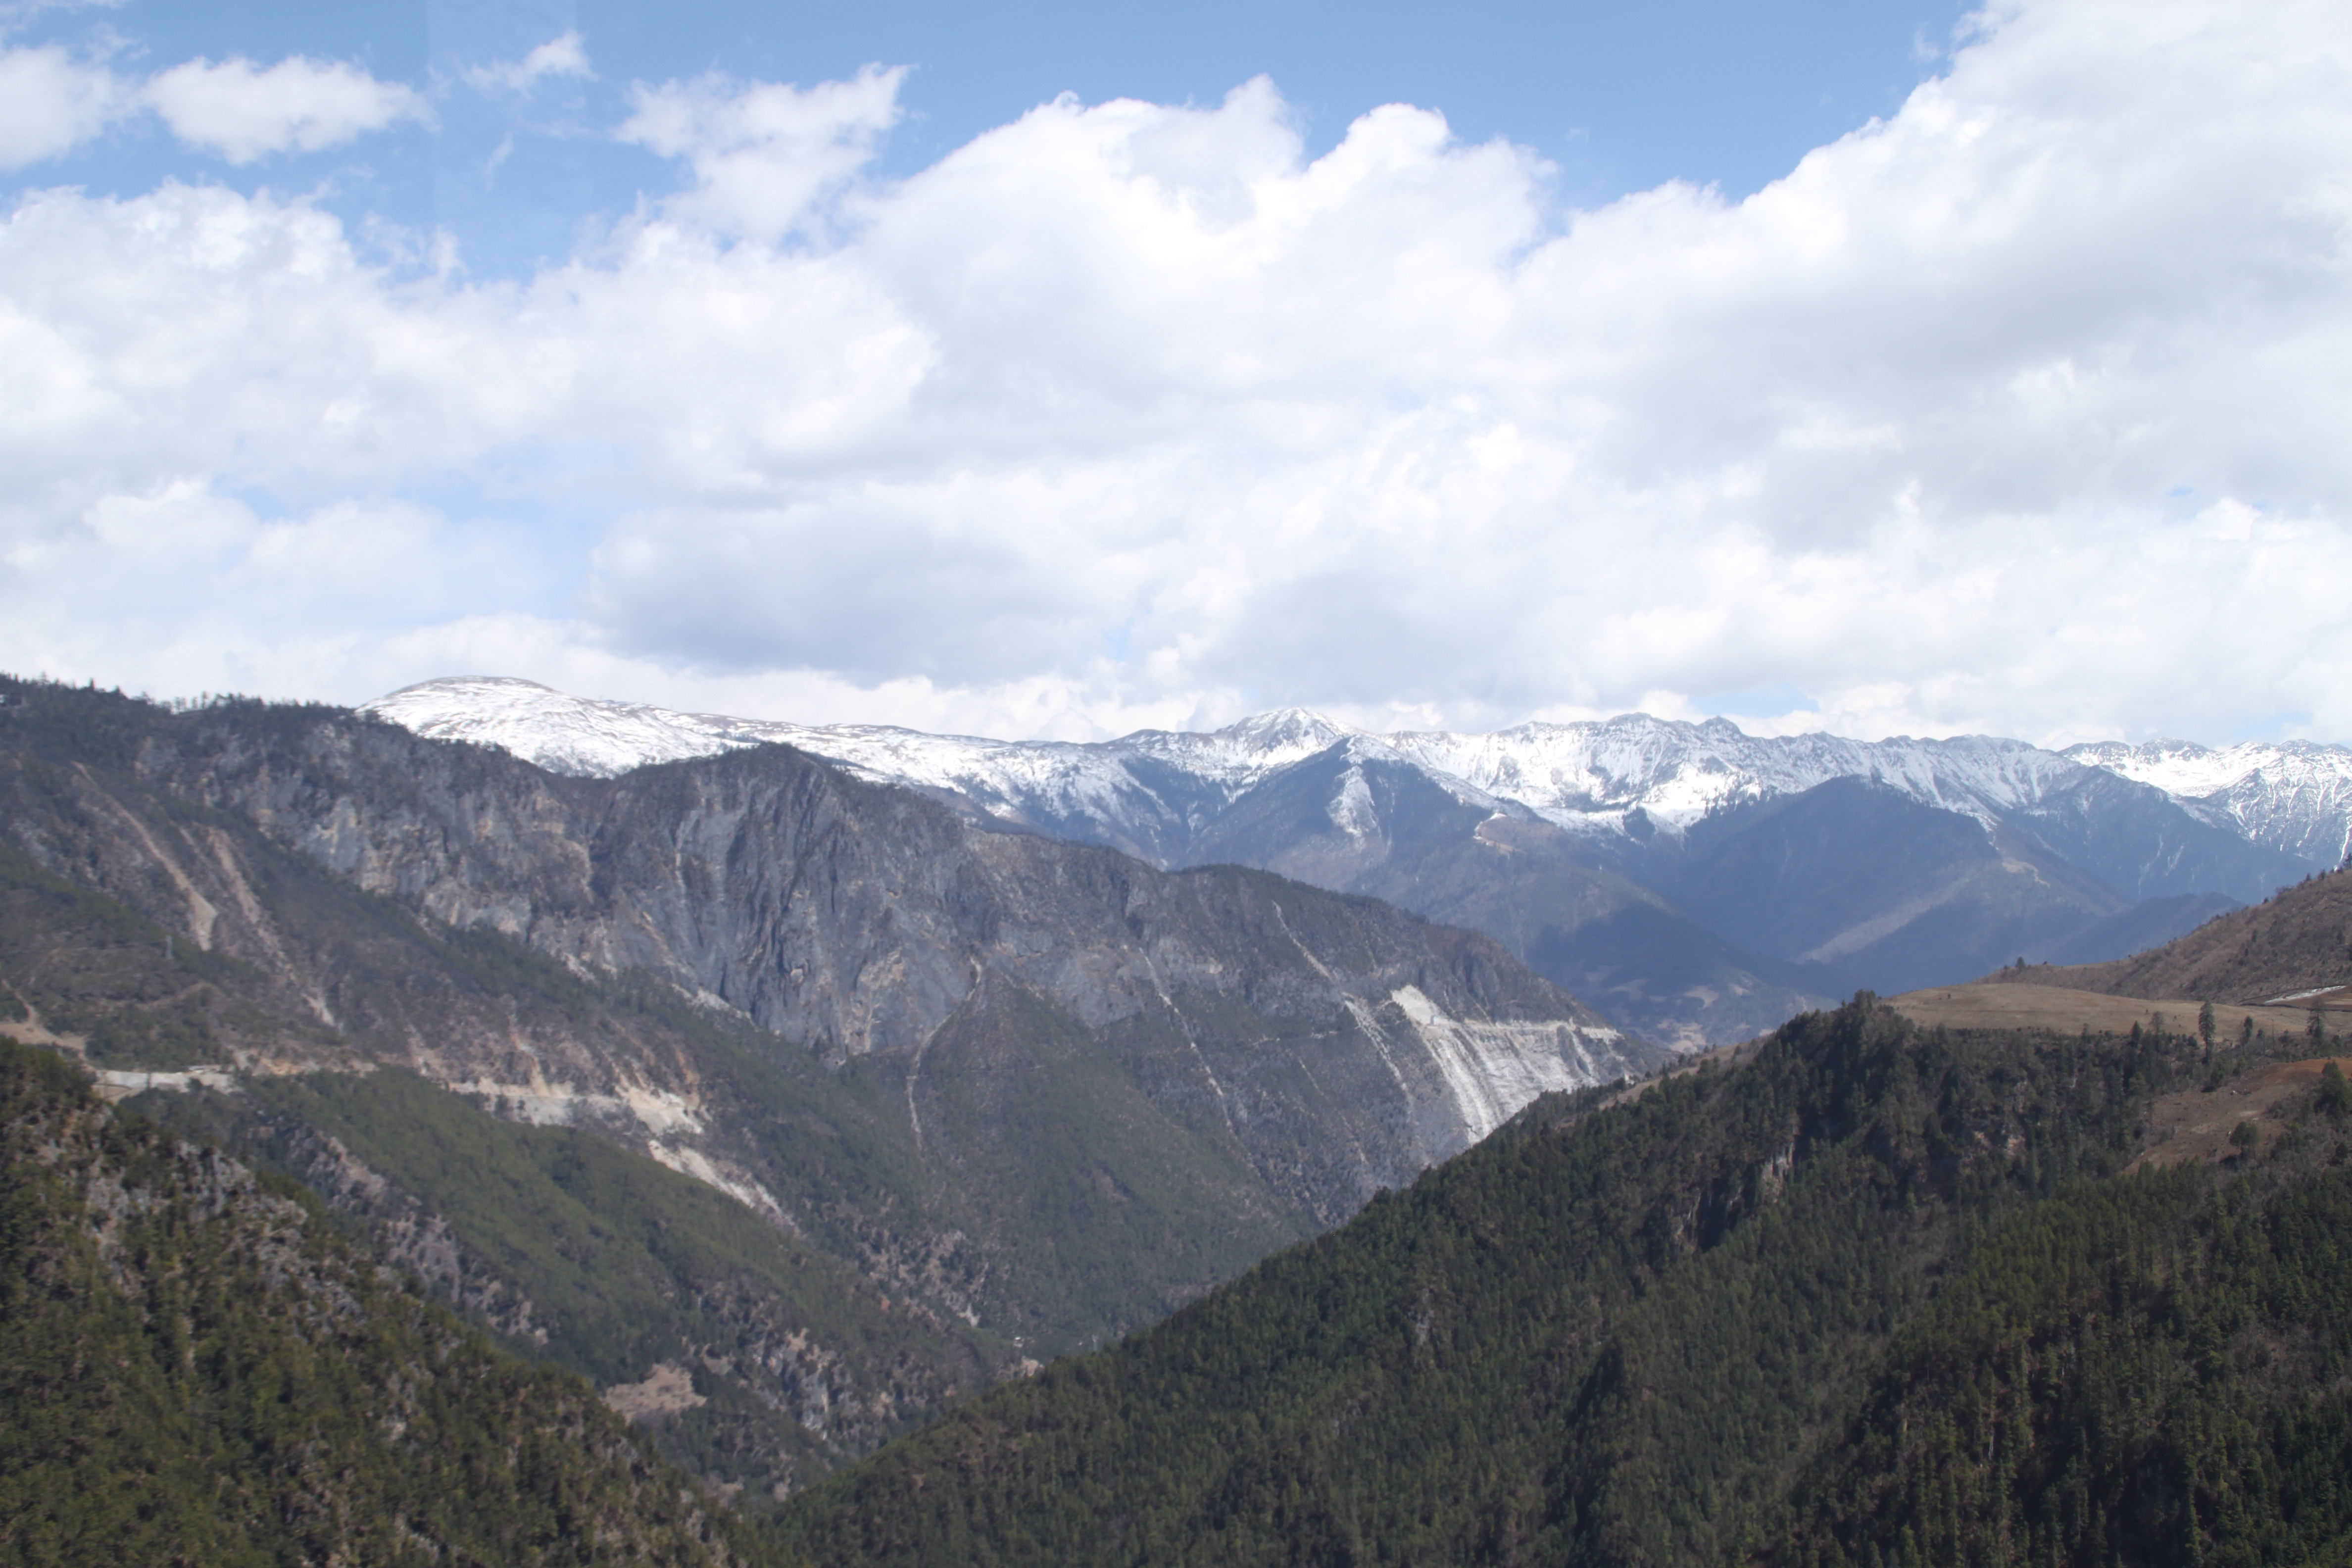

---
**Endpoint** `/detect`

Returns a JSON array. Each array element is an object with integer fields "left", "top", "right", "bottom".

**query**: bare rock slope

[{"left": 0, "top": 680, "right": 1655, "bottom": 1361}]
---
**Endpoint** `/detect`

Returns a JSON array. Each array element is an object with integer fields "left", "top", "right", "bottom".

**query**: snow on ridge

[
  {"left": 1382, "top": 715, "right": 2080, "bottom": 834},
  {"left": 1114, "top": 707, "right": 1366, "bottom": 789},
  {"left": 363, "top": 677, "right": 774, "bottom": 777},
  {"left": 2065, "top": 738, "right": 2352, "bottom": 865},
  {"left": 350, "top": 677, "right": 2098, "bottom": 835},
  {"left": 359, "top": 678, "right": 2351, "bottom": 867},
  {"left": 2065, "top": 738, "right": 2352, "bottom": 800},
  {"left": 363, "top": 677, "right": 1045, "bottom": 795}
]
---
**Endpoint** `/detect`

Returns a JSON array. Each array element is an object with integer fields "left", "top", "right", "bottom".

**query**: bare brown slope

[
  {"left": 1890, "top": 983, "right": 2326, "bottom": 1040},
  {"left": 2126, "top": 1055, "right": 2352, "bottom": 1171},
  {"left": 1973, "top": 863, "right": 2352, "bottom": 1006}
]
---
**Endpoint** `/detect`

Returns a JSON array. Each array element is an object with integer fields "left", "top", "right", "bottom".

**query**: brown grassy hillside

[{"left": 1977, "top": 865, "right": 2352, "bottom": 1006}]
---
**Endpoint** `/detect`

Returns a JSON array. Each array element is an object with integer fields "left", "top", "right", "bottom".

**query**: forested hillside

[
  {"left": 776, "top": 998, "right": 2352, "bottom": 1566},
  {"left": 0, "top": 1037, "right": 780, "bottom": 1567}
]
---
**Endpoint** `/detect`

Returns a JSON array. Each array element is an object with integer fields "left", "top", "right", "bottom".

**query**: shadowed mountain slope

[
  {"left": 1658, "top": 778, "right": 2128, "bottom": 991},
  {"left": 1183, "top": 745, "right": 1854, "bottom": 1049},
  {"left": 0, "top": 819, "right": 1006, "bottom": 1503}
]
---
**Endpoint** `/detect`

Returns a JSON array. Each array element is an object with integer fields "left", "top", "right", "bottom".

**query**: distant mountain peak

[
  {"left": 359, "top": 676, "right": 2352, "bottom": 881},
  {"left": 1212, "top": 706, "right": 1359, "bottom": 752},
  {"left": 353, "top": 677, "right": 2352, "bottom": 1050},
  {"left": 360, "top": 675, "right": 783, "bottom": 778},
  {"left": 2064, "top": 737, "right": 2352, "bottom": 864}
]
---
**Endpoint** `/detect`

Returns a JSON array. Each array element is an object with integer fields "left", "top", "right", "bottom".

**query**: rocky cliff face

[
  {"left": 130, "top": 705, "right": 1649, "bottom": 1184},
  {"left": 0, "top": 681, "right": 1658, "bottom": 1363}
]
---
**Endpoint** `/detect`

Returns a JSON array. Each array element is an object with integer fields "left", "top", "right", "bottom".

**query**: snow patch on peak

[
  {"left": 2066, "top": 739, "right": 2236, "bottom": 796},
  {"left": 2066, "top": 738, "right": 2352, "bottom": 865},
  {"left": 361, "top": 676, "right": 773, "bottom": 778},
  {"left": 1329, "top": 763, "right": 1379, "bottom": 840},
  {"left": 1113, "top": 707, "right": 1361, "bottom": 793},
  {"left": 1384, "top": 717, "right": 2079, "bottom": 837},
  {"left": 357, "top": 677, "right": 2352, "bottom": 875},
  {"left": 1217, "top": 707, "right": 1359, "bottom": 754}
]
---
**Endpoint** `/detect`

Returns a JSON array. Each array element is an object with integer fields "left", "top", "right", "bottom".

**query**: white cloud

[
  {"left": 144, "top": 54, "right": 428, "bottom": 163},
  {"left": 464, "top": 31, "right": 594, "bottom": 94},
  {"left": 0, "top": 45, "right": 127, "bottom": 167},
  {"left": 618, "top": 63, "right": 905, "bottom": 240},
  {"left": 3, "top": 0, "right": 2351, "bottom": 747}
]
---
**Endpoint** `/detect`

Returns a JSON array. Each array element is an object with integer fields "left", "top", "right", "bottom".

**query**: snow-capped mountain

[
  {"left": 1384, "top": 716, "right": 2095, "bottom": 836},
  {"left": 363, "top": 680, "right": 1405, "bottom": 865},
  {"left": 357, "top": 679, "right": 1967, "bottom": 833},
  {"left": 363, "top": 678, "right": 1349, "bottom": 833},
  {"left": 363, "top": 679, "right": 2349, "bottom": 865},
  {"left": 2064, "top": 739, "right": 2352, "bottom": 868},
  {"left": 361, "top": 678, "right": 2347, "bottom": 1048},
  {"left": 360, "top": 675, "right": 897, "bottom": 780}
]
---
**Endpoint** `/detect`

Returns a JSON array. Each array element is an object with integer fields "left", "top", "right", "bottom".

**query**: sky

[{"left": 1, "top": 0, "right": 2348, "bottom": 747}]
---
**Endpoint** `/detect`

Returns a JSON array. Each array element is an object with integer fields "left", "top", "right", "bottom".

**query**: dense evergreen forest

[
  {"left": 775, "top": 999, "right": 2352, "bottom": 1566},
  {"left": 0, "top": 1037, "right": 780, "bottom": 1567}
]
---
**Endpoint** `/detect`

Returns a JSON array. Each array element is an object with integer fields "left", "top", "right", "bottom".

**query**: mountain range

[
  {"left": 0, "top": 675, "right": 1653, "bottom": 1502},
  {"left": 11, "top": 668, "right": 2352, "bottom": 1558},
  {"left": 366, "top": 678, "right": 2352, "bottom": 1048}
]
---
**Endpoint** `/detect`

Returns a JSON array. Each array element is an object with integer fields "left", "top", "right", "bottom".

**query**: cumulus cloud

[
  {"left": 464, "top": 31, "right": 594, "bottom": 94},
  {"left": 2, "top": 0, "right": 2350, "bottom": 746},
  {"left": 0, "top": 45, "right": 127, "bottom": 167},
  {"left": 618, "top": 63, "right": 905, "bottom": 240},
  {"left": 144, "top": 54, "right": 428, "bottom": 162}
]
